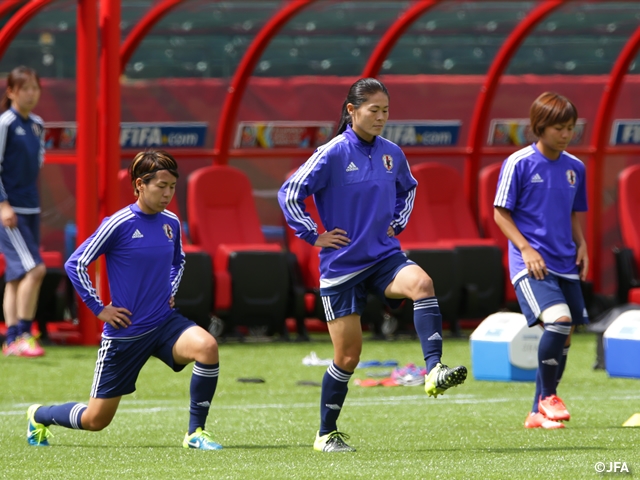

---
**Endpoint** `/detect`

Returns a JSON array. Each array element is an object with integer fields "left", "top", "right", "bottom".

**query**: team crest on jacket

[
  {"left": 31, "top": 123, "right": 43, "bottom": 137},
  {"left": 566, "top": 169, "right": 576, "bottom": 186},
  {"left": 382, "top": 154, "right": 393, "bottom": 171},
  {"left": 163, "top": 224, "right": 173, "bottom": 240}
]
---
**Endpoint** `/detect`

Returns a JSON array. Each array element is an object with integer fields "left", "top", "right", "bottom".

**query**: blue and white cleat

[
  {"left": 27, "top": 404, "right": 52, "bottom": 446},
  {"left": 183, "top": 427, "right": 223, "bottom": 450}
]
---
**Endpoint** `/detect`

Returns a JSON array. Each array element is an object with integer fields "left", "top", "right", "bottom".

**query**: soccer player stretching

[
  {"left": 0, "top": 67, "right": 47, "bottom": 357},
  {"left": 27, "top": 150, "right": 223, "bottom": 450},
  {"left": 279, "top": 78, "right": 467, "bottom": 452},
  {"left": 494, "top": 92, "right": 589, "bottom": 429}
]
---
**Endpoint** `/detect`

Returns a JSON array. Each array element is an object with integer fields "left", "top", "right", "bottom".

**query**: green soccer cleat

[
  {"left": 183, "top": 428, "right": 222, "bottom": 450},
  {"left": 313, "top": 431, "right": 356, "bottom": 452},
  {"left": 424, "top": 363, "right": 467, "bottom": 398},
  {"left": 27, "top": 404, "right": 52, "bottom": 446}
]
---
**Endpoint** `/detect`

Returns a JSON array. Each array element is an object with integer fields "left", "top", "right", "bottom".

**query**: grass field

[{"left": 1, "top": 330, "right": 638, "bottom": 479}]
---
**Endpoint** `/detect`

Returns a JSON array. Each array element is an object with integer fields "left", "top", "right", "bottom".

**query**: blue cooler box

[
  {"left": 470, "top": 312, "right": 542, "bottom": 382},
  {"left": 604, "top": 310, "right": 640, "bottom": 379}
]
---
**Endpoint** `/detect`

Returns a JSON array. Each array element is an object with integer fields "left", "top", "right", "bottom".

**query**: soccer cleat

[
  {"left": 314, "top": 431, "right": 356, "bottom": 452},
  {"left": 183, "top": 428, "right": 223, "bottom": 450},
  {"left": 3, "top": 340, "right": 25, "bottom": 356},
  {"left": 424, "top": 363, "right": 467, "bottom": 398},
  {"left": 19, "top": 334, "right": 45, "bottom": 357},
  {"left": 524, "top": 412, "right": 565, "bottom": 430},
  {"left": 538, "top": 395, "right": 570, "bottom": 421},
  {"left": 27, "top": 404, "right": 52, "bottom": 446}
]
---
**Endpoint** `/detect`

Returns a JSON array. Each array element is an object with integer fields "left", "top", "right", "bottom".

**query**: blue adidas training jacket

[{"left": 279, "top": 124, "right": 417, "bottom": 283}]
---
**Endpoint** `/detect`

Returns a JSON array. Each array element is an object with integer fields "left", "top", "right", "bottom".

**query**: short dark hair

[
  {"left": 336, "top": 78, "right": 389, "bottom": 136},
  {"left": 129, "top": 150, "right": 179, "bottom": 197},
  {"left": 1, "top": 66, "right": 41, "bottom": 112},
  {"left": 530, "top": 92, "right": 578, "bottom": 137}
]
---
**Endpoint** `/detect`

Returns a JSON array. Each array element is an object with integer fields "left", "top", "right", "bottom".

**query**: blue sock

[
  {"left": 531, "top": 370, "right": 541, "bottom": 413},
  {"left": 6, "top": 325, "right": 19, "bottom": 344},
  {"left": 319, "top": 362, "right": 352, "bottom": 435},
  {"left": 413, "top": 297, "right": 443, "bottom": 372},
  {"left": 18, "top": 319, "right": 32, "bottom": 336},
  {"left": 538, "top": 323, "right": 571, "bottom": 399},
  {"left": 35, "top": 403, "right": 87, "bottom": 429},
  {"left": 556, "top": 345, "right": 570, "bottom": 386},
  {"left": 188, "top": 362, "right": 219, "bottom": 435}
]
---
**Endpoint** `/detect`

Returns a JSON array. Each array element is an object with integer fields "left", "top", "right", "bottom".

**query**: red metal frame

[
  {"left": 464, "top": 0, "right": 566, "bottom": 213},
  {"left": 587, "top": 24, "right": 640, "bottom": 291},
  {"left": 120, "top": 0, "right": 185, "bottom": 73},
  {"left": 0, "top": 0, "right": 26, "bottom": 20},
  {"left": 0, "top": 0, "right": 54, "bottom": 61},
  {"left": 213, "top": 0, "right": 316, "bottom": 165},
  {"left": 76, "top": 0, "right": 100, "bottom": 344},
  {"left": 362, "top": 0, "right": 442, "bottom": 78}
]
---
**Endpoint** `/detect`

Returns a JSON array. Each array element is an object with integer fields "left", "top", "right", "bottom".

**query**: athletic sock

[
  {"left": 35, "top": 403, "right": 87, "bottom": 429},
  {"left": 531, "top": 370, "right": 541, "bottom": 413},
  {"left": 556, "top": 345, "right": 570, "bottom": 386},
  {"left": 413, "top": 297, "right": 443, "bottom": 372},
  {"left": 319, "top": 362, "right": 352, "bottom": 435},
  {"left": 538, "top": 323, "right": 571, "bottom": 399},
  {"left": 6, "top": 325, "right": 19, "bottom": 345},
  {"left": 188, "top": 362, "right": 219, "bottom": 435},
  {"left": 18, "top": 319, "right": 33, "bottom": 336}
]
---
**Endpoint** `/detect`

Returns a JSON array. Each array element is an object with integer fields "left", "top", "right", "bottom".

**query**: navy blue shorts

[
  {"left": 319, "top": 252, "right": 415, "bottom": 321},
  {"left": 515, "top": 273, "right": 588, "bottom": 327},
  {"left": 0, "top": 213, "right": 42, "bottom": 281},
  {"left": 90, "top": 311, "right": 198, "bottom": 398}
]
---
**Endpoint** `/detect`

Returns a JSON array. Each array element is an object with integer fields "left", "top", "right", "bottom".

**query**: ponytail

[
  {"left": 334, "top": 77, "right": 389, "bottom": 138},
  {"left": 336, "top": 99, "right": 351, "bottom": 136}
]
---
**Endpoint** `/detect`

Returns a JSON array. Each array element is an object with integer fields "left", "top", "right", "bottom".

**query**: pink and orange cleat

[
  {"left": 524, "top": 412, "right": 565, "bottom": 430},
  {"left": 538, "top": 394, "right": 570, "bottom": 422}
]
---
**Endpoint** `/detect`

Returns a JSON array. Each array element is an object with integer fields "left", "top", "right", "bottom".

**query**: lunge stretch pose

[
  {"left": 279, "top": 78, "right": 467, "bottom": 452},
  {"left": 27, "top": 150, "right": 223, "bottom": 450}
]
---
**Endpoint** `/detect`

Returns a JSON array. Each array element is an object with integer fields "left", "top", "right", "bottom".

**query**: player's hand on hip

[
  {"left": 315, "top": 228, "right": 351, "bottom": 249},
  {"left": 387, "top": 226, "right": 395, "bottom": 237},
  {"left": 98, "top": 304, "right": 132, "bottom": 329},
  {"left": 0, "top": 204, "right": 17, "bottom": 228},
  {"left": 521, "top": 245, "right": 547, "bottom": 280}
]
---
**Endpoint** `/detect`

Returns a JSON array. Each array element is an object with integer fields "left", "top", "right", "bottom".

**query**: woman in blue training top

[
  {"left": 279, "top": 78, "right": 467, "bottom": 453},
  {"left": 0, "top": 66, "right": 46, "bottom": 358},
  {"left": 494, "top": 92, "right": 588, "bottom": 430},
  {"left": 26, "top": 150, "right": 223, "bottom": 450}
]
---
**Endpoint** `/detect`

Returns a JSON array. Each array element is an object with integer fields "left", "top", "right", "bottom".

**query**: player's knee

[
  {"left": 29, "top": 263, "right": 46, "bottom": 282},
  {"left": 411, "top": 274, "right": 435, "bottom": 300},
  {"left": 540, "top": 304, "right": 572, "bottom": 325},
  {"left": 335, "top": 350, "right": 361, "bottom": 372},
  {"left": 195, "top": 332, "right": 219, "bottom": 364},
  {"left": 82, "top": 414, "right": 112, "bottom": 431}
]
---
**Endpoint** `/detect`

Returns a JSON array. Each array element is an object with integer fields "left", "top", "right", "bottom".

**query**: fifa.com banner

[
  {"left": 44, "top": 122, "right": 208, "bottom": 149},
  {"left": 488, "top": 118, "right": 586, "bottom": 146},
  {"left": 381, "top": 121, "right": 461, "bottom": 146},
  {"left": 234, "top": 121, "right": 334, "bottom": 148},
  {"left": 610, "top": 120, "right": 640, "bottom": 145}
]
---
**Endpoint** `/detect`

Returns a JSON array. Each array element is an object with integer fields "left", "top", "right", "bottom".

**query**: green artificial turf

[{"left": 1, "top": 331, "right": 638, "bottom": 479}]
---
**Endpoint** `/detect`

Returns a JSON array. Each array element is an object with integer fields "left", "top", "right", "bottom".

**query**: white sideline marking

[{"left": 4, "top": 393, "right": 640, "bottom": 417}]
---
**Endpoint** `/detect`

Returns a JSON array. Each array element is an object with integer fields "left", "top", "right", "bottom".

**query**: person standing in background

[{"left": 0, "top": 66, "right": 46, "bottom": 357}]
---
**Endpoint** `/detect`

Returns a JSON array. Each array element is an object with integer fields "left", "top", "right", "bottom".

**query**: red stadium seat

[
  {"left": 188, "top": 165, "right": 290, "bottom": 335},
  {"left": 118, "top": 168, "right": 213, "bottom": 329},
  {"left": 479, "top": 162, "right": 518, "bottom": 305},
  {"left": 616, "top": 165, "right": 640, "bottom": 304},
  {"left": 405, "top": 162, "right": 504, "bottom": 319}
]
